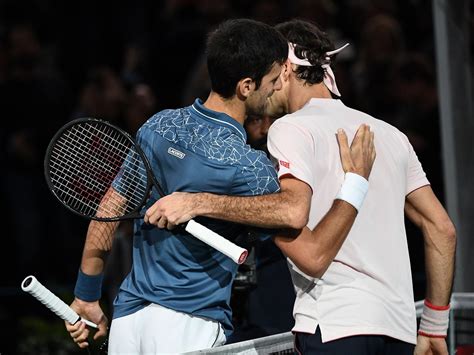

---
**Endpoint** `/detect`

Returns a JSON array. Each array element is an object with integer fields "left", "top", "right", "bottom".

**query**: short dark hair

[
  {"left": 275, "top": 19, "right": 334, "bottom": 85},
  {"left": 206, "top": 19, "right": 287, "bottom": 98}
]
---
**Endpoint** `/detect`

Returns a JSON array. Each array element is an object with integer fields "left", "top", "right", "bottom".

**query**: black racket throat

[{"left": 45, "top": 117, "right": 165, "bottom": 222}]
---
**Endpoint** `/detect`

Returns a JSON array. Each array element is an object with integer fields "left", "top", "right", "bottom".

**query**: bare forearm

[
  {"left": 405, "top": 187, "right": 457, "bottom": 306},
  {"left": 195, "top": 190, "right": 309, "bottom": 229},
  {"left": 80, "top": 220, "right": 118, "bottom": 275},
  {"left": 275, "top": 199, "right": 357, "bottom": 278},
  {"left": 423, "top": 221, "right": 456, "bottom": 305},
  {"left": 80, "top": 187, "right": 125, "bottom": 274}
]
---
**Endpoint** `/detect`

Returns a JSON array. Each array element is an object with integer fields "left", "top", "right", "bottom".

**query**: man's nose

[{"left": 273, "top": 77, "right": 282, "bottom": 91}]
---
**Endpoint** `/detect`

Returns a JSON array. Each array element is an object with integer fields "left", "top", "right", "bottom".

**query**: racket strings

[
  {"left": 50, "top": 133, "right": 136, "bottom": 204},
  {"left": 48, "top": 122, "right": 149, "bottom": 218},
  {"left": 50, "top": 143, "right": 136, "bottom": 216},
  {"left": 51, "top": 125, "right": 145, "bottom": 215},
  {"left": 51, "top": 131, "right": 146, "bottom": 197}
]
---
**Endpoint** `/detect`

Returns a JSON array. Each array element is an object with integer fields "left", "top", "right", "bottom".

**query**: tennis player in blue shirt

[{"left": 65, "top": 19, "right": 288, "bottom": 354}]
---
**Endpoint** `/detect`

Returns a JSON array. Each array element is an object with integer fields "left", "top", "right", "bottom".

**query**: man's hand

[
  {"left": 65, "top": 298, "right": 108, "bottom": 348},
  {"left": 336, "top": 124, "right": 376, "bottom": 179},
  {"left": 414, "top": 335, "right": 448, "bottom": 355},
  {"left": 144, "top": 192, "right": 198, "bottom": 229}
]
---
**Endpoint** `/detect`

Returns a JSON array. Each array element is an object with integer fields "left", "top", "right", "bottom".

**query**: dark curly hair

[
  {"left": 275, "top": 19, "right": 334, "bottom": 85},
  {"left": 206, "top": 19, "right": 288, "bottom": 99}
]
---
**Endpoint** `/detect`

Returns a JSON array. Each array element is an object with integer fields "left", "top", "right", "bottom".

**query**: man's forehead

[{"left": 268, "top": 62, "right": 283, "bottom": 76}]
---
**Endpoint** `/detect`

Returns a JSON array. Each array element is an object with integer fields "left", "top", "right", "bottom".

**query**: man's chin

[
  {"left": 264, "top": 106, "right": 285, "bottom": 119},
  {"left": 265, "top": 98, "right": 286, "bottom": 119}
]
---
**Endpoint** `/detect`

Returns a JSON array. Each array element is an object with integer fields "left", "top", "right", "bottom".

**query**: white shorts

[{"left": 108, "top": 303, "right": 226, "bottom": 354}]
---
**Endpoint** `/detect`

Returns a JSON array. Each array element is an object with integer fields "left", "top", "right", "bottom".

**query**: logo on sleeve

[
  {"left": 279, "top": 160, "right": 290, "bottom": 169},
  {"left": 167, "top": 147, "right": 186, "bottom": 159}
]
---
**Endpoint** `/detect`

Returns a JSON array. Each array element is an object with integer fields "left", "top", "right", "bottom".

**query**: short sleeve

[
  {"left": 231, "top": 150, "right": 280, "bottom": 196},
  {"left": 406, "top": 140, "right": 430, "bottom": 195},
  {"left": 267, "top": 120, "right": 315, "bottom": 192}
]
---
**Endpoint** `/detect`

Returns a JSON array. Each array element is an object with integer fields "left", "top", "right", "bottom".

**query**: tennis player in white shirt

[{"left": 146, "top": 19, "right": 455, "bottom": 355}]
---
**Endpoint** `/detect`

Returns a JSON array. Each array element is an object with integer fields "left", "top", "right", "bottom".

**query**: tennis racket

[
  {"left": 44, "top": 118, "right": 248, "bottom": 264},
  {"left": 22, "top": 275, "right": 108, "bottom": 354}
]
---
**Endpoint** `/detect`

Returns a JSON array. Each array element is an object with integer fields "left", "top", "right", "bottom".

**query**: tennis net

[{"left": 184, "top": 332, "right": 294, "bottom": 354}]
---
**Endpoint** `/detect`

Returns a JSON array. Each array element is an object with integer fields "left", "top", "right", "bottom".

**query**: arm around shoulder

[{"left": 145, "top": 176, "right": 312, "bottom": 229}]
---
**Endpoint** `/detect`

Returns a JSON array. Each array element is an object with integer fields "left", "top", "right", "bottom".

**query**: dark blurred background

[{"left": 0, "top": 0, "right": 472, "bottom": 353}]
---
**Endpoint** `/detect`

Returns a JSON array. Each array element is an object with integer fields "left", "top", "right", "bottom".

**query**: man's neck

[
  {"left": 203, "top": 92, "right": 246, "bottom": 125},
  {"left": 288, "top": 82, "right": 333, "bottom": 113}
]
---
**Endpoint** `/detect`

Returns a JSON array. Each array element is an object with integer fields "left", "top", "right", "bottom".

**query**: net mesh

[
  {"left": 47, "top": 120, "right": 148, "bottom": 218},
  {"left": 184, "top": 332, "right": 294, "bottom": 354}
]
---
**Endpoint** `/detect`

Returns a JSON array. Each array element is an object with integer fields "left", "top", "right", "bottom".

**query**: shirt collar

[
  {"left": 303, "top": 98, "right": 345, "bottom": 109},
  {"left": 191, "top": 98, "right": 247, "bottom": 142}
]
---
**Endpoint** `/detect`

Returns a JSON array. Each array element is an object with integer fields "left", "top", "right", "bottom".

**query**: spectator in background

[
  {"left": 0, "top": 22, "right": 72, "bottom": 281},
  {"left": 150, "top": 0, "right": 234, "bottom": 109},
  {"left": 352, "top": 14, "right": 404, "bottom": 121},
  {"left": 71, "top": 66, "right": 127, "bottom": 124},
  {"left": 391, "top": 53, "right": 443, "bottom": 201}
]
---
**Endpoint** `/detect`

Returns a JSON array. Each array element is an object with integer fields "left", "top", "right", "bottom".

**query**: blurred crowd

[{"left": 1, "top": 0, "right": 472, "bottom": 352}]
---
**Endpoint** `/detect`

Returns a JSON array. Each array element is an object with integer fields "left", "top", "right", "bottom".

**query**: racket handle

[
  {"left": 185, "top": 219, "right": 248, "bottom": 264},
  {"left": 21, "top": 275, "right": 98, "bottom": 328}
]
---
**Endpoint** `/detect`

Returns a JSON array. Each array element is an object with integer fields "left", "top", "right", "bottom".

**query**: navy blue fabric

[
  {"left": 295, "top": 327, "right": 415, "bottom": 355},
  {"left": 112, "top": 99, "right": 279, "bottom": 337},
  {"left": 74, "top": 269, "right": 104, "bottom": 302}
]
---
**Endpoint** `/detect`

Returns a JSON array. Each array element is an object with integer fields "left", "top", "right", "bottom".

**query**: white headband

[{"left": 287, "top": 42, "right": 350, "bottom": 97}]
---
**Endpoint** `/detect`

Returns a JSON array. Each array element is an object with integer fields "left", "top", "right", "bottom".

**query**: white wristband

[
  {"left": 335, "top": 172, "right": 369, "bottom": 212},
  {"left": 418, "top": 300, "right": 450, "bottom": 338}
]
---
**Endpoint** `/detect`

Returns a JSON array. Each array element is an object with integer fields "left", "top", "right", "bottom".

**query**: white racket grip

[
  {"left": 185, "top": 220, "right": 248, "bottom": 264},
  {"left": 21, "top": 275, "right": 98, "bottom": 328}
]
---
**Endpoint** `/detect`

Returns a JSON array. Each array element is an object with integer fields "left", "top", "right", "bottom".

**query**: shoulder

[
  {"left": 236, "top": 140, "right": 275, "bottom": 169},
  {"left": 236, "top": 142, "right": 278, "bottom": 176},
  {"left": 234, "top": 146, "right": 279, "bottom": 194},
  {"left": 269, "top": 114, "right": 308, "bottom": 133},
  {"left": 136, "top": 107, "right": 193, "bottom": 140},
  {"left": 341, "top": 105, "right": 411, "bottom": 146},
  {"left": 268, "top": 115, "right": 314, "bottom": 146},
  {"left": 142, "top": 107, "right": 190, "bottom": 130}
]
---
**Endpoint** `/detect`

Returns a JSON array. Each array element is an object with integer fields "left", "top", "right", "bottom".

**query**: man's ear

[
  {"left": 281, "top": 59, "right": 291, "bottom": 82},
  {"left": 236, "top": 77, "right": 255, "bottom": 99}
]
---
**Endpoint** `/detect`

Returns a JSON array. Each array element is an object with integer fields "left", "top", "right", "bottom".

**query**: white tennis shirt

[{"left": 267, "top": 98, "right": 429, "bottom": 344}]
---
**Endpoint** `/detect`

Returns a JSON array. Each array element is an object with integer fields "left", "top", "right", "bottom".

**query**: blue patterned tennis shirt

[{"left": 113, "top": 99, "right": 279, "bottom": 337}]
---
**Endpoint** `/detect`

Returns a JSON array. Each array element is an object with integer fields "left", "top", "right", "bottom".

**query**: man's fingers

[
  {"left": 71, "top": 323, "right": 89, "bottom": 347},
  {"left": 167, "top": 220, "right": 177, "bottom": 230},
  {"left": 157, "top": 216, "right": 168, "bottom": 229},
  {"left": 75, "top": 331, "right": 89, "bottom": 344},
  {"left": 336, "top": 128, "right": 352, "bottom": 172},
  {"left": 370, "top": 131, "right": 376, "bottom": 161},
  {"left": 65, "top": 320, "right": 80, "bottom": 332},
  {"left": 93, "top": 322, "right": 108, "bottom": 340},
  {"left": 362, "top": 125, "right": 372, "bottom": 150},
  {"left": 78, "top": 341, "right": 90, "bottom": 349},
  {"left": 144, "top": 202, "right": 158, "bottom": 224},
  {"left": 351, "top": 124, "right": 367, "bottom": 147},
  {"left": 69, "top": 322, "right": 85, "bottom": 338}
]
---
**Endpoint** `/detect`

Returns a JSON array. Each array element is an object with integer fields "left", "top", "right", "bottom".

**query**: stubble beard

[{"left": 265, "top": 95, "right": 286, "bottom": 119}]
